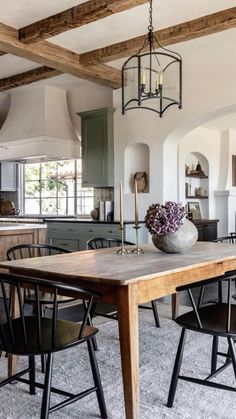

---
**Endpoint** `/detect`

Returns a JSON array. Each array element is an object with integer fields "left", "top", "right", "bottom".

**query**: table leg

[
  {"left": 117, "top": 284, "right": 139, "bottom": 419},
  {"left": 171, "top": 293, "right": 179, "bottom": 320}
]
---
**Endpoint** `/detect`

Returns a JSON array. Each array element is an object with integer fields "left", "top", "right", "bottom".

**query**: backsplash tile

[{"left": 94, "top": 187, "right": 114, "bottom": 208}]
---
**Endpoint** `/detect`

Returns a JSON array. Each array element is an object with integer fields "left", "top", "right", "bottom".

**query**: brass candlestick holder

[
  {"left": 132, "top": 225, "right": 144, "bottom": 255},
  {"left": 116, "top": 226, "right": 130, "bottom": 255}
]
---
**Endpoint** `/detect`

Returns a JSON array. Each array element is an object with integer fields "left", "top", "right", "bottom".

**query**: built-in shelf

[
  {"left": 186, "top": 195, "right": 208, "bottom": 199},
  {"left": 185, "top": 174, "right": 208, "bottom": 179}
]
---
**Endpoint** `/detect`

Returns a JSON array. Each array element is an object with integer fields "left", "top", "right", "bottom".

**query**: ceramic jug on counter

[{"left": 0, "top": 200, "right": 16, "bottom": 215}]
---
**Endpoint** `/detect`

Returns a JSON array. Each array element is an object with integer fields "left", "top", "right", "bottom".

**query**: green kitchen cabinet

[
  {"left": 78, "top": 108, "right": 115, "bottom": 187},
  {"left": 46, "top": 221, "right": 149, "bottom": 251}
]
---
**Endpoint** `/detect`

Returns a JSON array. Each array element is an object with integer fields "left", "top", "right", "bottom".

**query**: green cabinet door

[{"left": 78, "top": 108, "right": 115, "bottom": 187}]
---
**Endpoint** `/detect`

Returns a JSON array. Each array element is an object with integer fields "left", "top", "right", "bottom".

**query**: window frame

[{"left": 22, "top": 159, "right": 94, "bottom": 217}]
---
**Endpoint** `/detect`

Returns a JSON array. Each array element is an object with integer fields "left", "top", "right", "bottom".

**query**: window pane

[
  {"left": 41, "top": 198, "right": 58, "bottom": 214},
  {"left": 57, "top": 198, "right": 67, "bottom": 215},
  {"left": 57, "top": 160, "right": 75, "bottom": 178},
  {"left": 58, "top": 179, "right": 74, "bottom": 197},
  {"left": 25, "top": 199, "right": 40, "bottom": 214},
  {"left": 24, "top": 164, "right": 40, "bottom": 181},
  {"left": 41, "top": 180, "right": 57, "bottom": 198},
  {"left": 25, "top": 181, "right": 40, "bottom": 197},
  {"left": 41, "top": 161, "right": 57, "bottom": 179}
]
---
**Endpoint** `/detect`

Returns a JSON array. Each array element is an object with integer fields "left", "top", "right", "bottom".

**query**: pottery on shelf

[
  {"left": 152, "top": 218, "right": 198, "bottom": 253},
  {"left": 133, "top": 172, "right": 148, "bottom": 193}
]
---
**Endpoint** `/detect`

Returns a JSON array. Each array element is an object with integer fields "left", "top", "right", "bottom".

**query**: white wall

[{"left": 113, "top": 31, "right": 236, "bottom": 223}]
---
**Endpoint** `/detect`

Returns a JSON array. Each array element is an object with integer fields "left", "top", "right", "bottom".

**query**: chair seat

[
  {"left": 176, "top": 303, "right": 236, "bottom": 337},
  {"left": 1, "top": 316, "right": 97, "bottom": 355}
]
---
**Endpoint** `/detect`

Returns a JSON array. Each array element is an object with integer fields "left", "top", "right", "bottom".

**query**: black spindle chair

[
  {"left": 199, "top": 236, "right": 236, "bottom": 305},
  {"left": 0, "top": 273, "right": 107, "bottom": 419},
  {"left": 6, "top": 243, "right": 76, "bottom": 373},
  {"left": 167, "top": 273, "right": 236, "bottom": 408},
  {"left": 87, "top": 237, "right": 160, "bottom": 328}
]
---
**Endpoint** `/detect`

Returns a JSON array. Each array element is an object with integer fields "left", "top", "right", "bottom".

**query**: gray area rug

[{"left": 0, "top": 303, "right": 236, "bottom": 418}]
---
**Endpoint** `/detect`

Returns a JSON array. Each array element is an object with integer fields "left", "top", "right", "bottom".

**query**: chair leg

[
  {"left": 29, "top": 355, "right": 36, "bottom": 395},
  {"left": 40, "top": 304, "right": 46, "bottom": 373},
  {"left": 85, "top": 301, "right": 99, "bottom": 351},
  {"left": 41, "top": 354, "right": 46, "bottom": 374},
  {"left": 151, "top": 300, "right": 160, "bottom": 328},
  {"left": 218, "top": 282, "right": 223, "bottom": 303},
  {"left": 167, "top": 328, "right": 186, "bottom": 408},
  {"left": 227, "top": 337, "right": 236, "bottom": 379},
  {"left": 40, "top": 353, "right": 53, "bottom": 419},
  {"left": 171, "top": 293, "right": 179, "bottom": 320},
  {"left": 211, "top": 335, "right": 219, "bottom": 374},
  {"left": 87, "top": 339, "right": 107, "bottom": 419}
]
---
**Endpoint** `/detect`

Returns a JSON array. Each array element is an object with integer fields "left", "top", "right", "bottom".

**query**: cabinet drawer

[
  {"left": 48, "top": 237, "right": 79, "bottom": 252},
  {"left": 47, "top": 223, "right": 81, "bottom": 237},
  {"left": 84, "top": 224, "right": 121, "bottom": 237}
]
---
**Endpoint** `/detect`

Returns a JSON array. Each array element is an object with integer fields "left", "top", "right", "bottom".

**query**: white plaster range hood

[{"left": 0, "top": 85, "right": 80, "bottom": 162}]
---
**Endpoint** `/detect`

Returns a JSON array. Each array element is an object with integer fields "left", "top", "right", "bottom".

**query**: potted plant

[{"left": 145, "top": 201, "right": 198, "bottom": 253}]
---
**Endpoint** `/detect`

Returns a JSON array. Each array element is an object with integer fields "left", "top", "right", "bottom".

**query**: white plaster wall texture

[{"left": 113, "top": 31, "right": 236, "bottom": 222}]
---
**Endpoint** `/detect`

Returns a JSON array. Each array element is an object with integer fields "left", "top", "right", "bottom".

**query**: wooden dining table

[{"left": 1, "top": 241, "right": 236, "bottom": 419}]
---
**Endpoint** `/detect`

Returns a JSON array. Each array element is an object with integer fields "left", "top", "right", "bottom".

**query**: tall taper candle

[
  {"left": 134, "top": 179, "right": 139, "bottom": 228},
  {"left": 119, "top": 181, "right": 124, "bottom": 229}
]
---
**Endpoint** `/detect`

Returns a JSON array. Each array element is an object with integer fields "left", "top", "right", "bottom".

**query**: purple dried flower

[{"left": 145, "top": 201, "right": 186, "bottom": 236}]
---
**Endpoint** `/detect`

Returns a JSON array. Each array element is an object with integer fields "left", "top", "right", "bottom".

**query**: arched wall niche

[
  {"left": 184, "top": 152, "right": 209, "bottom": 219},
  {"left": 124, "top": 142, "right": 150, "bottom": 193}
]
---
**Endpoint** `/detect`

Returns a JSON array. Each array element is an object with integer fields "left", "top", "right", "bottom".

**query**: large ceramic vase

[{"left": 152, "top": 218, "right": 198, "bottom": 253}]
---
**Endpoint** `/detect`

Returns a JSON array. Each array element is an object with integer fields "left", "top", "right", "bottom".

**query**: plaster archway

[{"left": 163, "top": 103, "right": 236, "bottom": 202}]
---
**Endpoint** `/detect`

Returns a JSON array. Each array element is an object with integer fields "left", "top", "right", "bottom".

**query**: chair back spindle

[
  {"left": 7, "top": 243, "right": 71, "bottom": 261},
  {"left": 87, "top": 237, "right": 134, "bottom": 250}
]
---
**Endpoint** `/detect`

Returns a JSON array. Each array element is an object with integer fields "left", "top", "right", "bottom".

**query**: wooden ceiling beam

[
  {"left": 80, "top": 6, "right": 236, "bottom": 64},
  {"left": 0, "top": 66, "right": 61, "bottom": 92},
  {"left": 0, "top": 22, "right": 121, "bottom": 89},
  {"left": 19, "top": 0, "right": 148, "bottom": 44}
]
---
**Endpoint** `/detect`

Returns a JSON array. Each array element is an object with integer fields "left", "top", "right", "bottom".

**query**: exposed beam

[
  {"left": 19, "top": 0, "right": 148, "bottom": 44},
  {"left": 80, "top": 6, "right": 236, "bottom": 64},
  {"left": 0, "top": 22, "right": 121, "bottom": 89},
  {"left": 0, "top": 66, "right": 61, "bottom": 92}
]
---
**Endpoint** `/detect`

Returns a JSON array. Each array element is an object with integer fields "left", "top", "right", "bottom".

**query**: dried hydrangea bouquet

[{"left": 145, "top": 201, "right": 198, "bottom": 253}]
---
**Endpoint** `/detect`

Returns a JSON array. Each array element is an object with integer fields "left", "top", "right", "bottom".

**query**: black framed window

[{"left": 23, "top": 159, "right": 94, "bottom": 216}]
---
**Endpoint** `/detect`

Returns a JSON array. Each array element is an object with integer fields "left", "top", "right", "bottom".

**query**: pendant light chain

[
  {"left": 148, "top": 0, "right": 153, "bottom": 32},
  {"left": 148, "top": 0, "right": 154, "bottom": 49}
]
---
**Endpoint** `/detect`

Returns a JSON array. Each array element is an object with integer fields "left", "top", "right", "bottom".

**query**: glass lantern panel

[
  {"left": 123, "top": 55, "right": 139, "bottom": 110},
  {"left": 161, "top": 58, "right": 181, "bottom": 111}
]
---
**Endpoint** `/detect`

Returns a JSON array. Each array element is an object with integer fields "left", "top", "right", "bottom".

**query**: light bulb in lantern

[{"left": 140, "top": 68, "right": 146, "bottom": 85}]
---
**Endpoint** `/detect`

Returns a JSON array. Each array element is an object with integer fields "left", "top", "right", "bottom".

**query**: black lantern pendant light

[{"left": 122, "top": 0, "right": 182, "bottom": 117}]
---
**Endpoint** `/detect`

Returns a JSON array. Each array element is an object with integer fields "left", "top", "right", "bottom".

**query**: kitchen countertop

[
  {"left": 0, "top": 223, "right": 46, "bottom": 231},
  {"left": 0, "top": 216, "right": 145, "bottom": 225},
  {"left": 45, "top": 218, "right": 145, "bottom": 224}
]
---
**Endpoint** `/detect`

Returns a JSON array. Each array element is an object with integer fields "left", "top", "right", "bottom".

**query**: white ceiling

[
  {"left": 0, "top": 0, "right": 235, "bottom": 78},
  {"left": 0, "top": 1, "right": 234, "bottom": 129}
]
